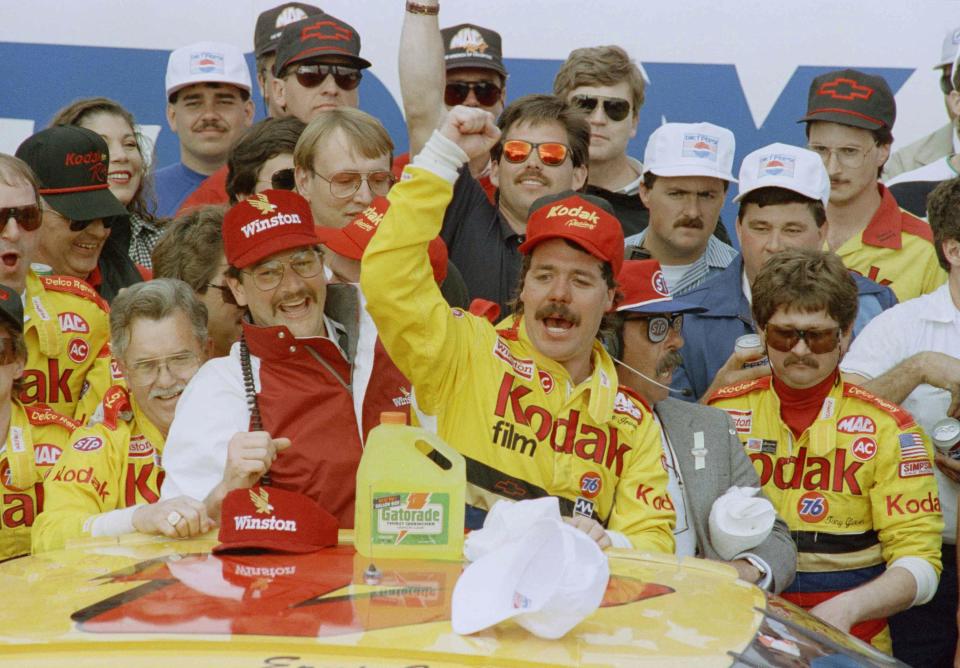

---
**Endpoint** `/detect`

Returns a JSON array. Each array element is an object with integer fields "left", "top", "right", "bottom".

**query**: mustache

[
  {"left": 656, "top": 351, "right": 683, "bottom": 376},
  {"left": 535, "top": 303, "right": 580, "bottom": 326},
  {"left": 272, "top": 288, "right": 315, "bottom": 310},
  {"left": 674, "top": 217, "right": 704, "bottom": 229},
  {"left": 194, "top": 119, "right": 227, "bottom": 132},
  {"left": 149, "top": 383, "right": 186, "bottom": 400},
  {"left": 514, "top": 168, "right": 547, "bottom": 184},
  {"left": 783, "top": 354, "right": 819, "bottom": 368}
]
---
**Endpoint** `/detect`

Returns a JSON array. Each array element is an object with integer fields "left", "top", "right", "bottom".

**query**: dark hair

[
  {"left": 642, "top": 171, "right": 730, "bottom": 193},
  {"left": 226, "top": 117, "right": 306, "bottom": 203},
  {"left": 509, "top": 239, "right": 619, "bottom": 338},
  {"left": 926, "top": 176, "right": 960, "bottom": 271},
  {"left": 736, "top": 187, "right": 826, "bottom": 228},
  {"left": 751, "top": 248, "right": 858, "bottom": 332},
  {"left": 152, "top": 206, "right": 226, "bottom": 293},
  {"left": 168, "top": 82, "right": 251, "bottom": 105},
  {"left": 490, "top": 95, "right": 590, "bottom": 168},
  {"left": 50, "top": 97, "right": 158, "bottom": 223}
]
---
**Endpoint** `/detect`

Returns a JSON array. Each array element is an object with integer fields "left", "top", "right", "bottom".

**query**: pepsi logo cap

[
  {"left": 735, "top": 143, "right": 830, "bottom": 207},
  {"left": 519, "top": 191, "right": 625, "bottom": 277},
  {"left": 214, "top": 485, "right": 339, "bottom": 554},
  {"left": 441, "top": 23, "right": 507, "bottom": 77},
  {"left": 254, "top": 3, "right": 325, "bottom": 57},
  {"left": 616, "top": 259, "right": 705, "bottom": 315},
  {"left": 273, "top": 14, "right": 372, "bottom": 75},
  {"left": 937, "top": 25, "right": 960, "bottom": 69},
  {"left": 799, "top": 68, "right": 895, "bottom": 131},
  {"left": 642, "top": 122, "right": 737, "bottom": 182},
  {"left": 223, "top": 189, "right": 319, "bottom": 269},
  {"left": 165, "top": 41, "right": 252, "bottom": 100},
  {"left": 315, "top": 197, "right": 449, "bottom": 282},
  {"left": 16, "top": 125, "right": 128, "bottom": 223}
]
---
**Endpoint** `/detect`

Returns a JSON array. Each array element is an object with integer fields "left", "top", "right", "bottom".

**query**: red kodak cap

[
  {"left": 519, "top": 191, "right": 624, "bottom": 276},
  {"left": 214, "top": 485, "right": 339, "bottom": 554}
]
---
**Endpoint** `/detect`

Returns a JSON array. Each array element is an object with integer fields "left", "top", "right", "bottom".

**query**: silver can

[
  {"left": 735, "top": 334, "right": 768, "bottom": 369},
  {"left": 932, "top": 417, "right": 960, "bottom": 460}
]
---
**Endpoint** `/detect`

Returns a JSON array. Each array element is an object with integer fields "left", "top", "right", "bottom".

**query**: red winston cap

[
  {"left": 214, "top": 485, "right": 339, "bottom": 554},
  {"left": 316, "top": 197, "right": 449, "bottom": 282},
  {"left": 223, "top": 189, "right": 319, "bottom": 269},
  {"left": 519, "top": 191, "right": 624, "bottom": 276}
]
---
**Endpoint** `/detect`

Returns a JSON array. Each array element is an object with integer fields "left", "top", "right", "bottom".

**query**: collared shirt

[
  {"left": 841, "top": 281, "right": 960, "bottom": 543},
  {"left": 887, "top": 156, "right": 959, "bottom": 219},
  {"left": 832, "top": 184, "right": 946, "bottom": 302},
  {"left": 624, "top": 228, "right": 738, "bottom": 295},
  {"left": 128, "top": 213, "right": 164, "bottom": 269}
]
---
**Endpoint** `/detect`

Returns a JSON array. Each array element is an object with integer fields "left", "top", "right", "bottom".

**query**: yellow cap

[{"left": 380, "top": 411, "right": 407, "bottom": 425}]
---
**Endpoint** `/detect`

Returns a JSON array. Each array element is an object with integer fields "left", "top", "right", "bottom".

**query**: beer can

[
  {"left": 735, "top": 334, "right": 768, "bottom": 369},
  {"left": 931, "top": 418, "right": 960, "bottom": 460}
]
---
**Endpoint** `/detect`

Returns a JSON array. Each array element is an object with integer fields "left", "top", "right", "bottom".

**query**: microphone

[{"left": 614, "top": 357, "right": 694, "bottom": 397}]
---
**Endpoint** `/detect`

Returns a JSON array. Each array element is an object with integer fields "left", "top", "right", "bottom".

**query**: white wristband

[{"left": 86, "top": 504, "right": 139, "bottom": 537}]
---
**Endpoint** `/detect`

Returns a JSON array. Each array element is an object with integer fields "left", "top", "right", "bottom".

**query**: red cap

[
  {"left": 317, "top": 197, "right": 448, "bottom": 283},
  {"left": 213, "top": 486, "right": 339, "bottom": 554},
  {"left": 223, "top": 190, "right": 320, "bottom": 269},
  {"left": 616, "top": 259, "right": 707, "bottom": 315},
  {"left": 518, "top": 193, "right": 624, "bottom": 277}
]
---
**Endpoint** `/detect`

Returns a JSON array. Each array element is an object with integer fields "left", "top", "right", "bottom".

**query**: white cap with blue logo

[
  {"left": 642, "top": 121, "right": 737, "bottom": 182},
  {"left": 937, "top": 25, "right": 960, "bottom": 69},
  {"left": 165, "top": 40, "right": 252, "bottom": 100},
  {"left": 734, "top": 142, "right": 830, "bottom": 207}
]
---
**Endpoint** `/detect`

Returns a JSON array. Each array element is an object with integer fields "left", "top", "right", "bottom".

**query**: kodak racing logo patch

[
  {"left": 725, "top": 409, "right": 752, "bottom": 433},
  {"left": 492, "top": 339, "right": 534, "bottom": 380},
  {"left": 53, "top": 466, "right": 109, "bottom": 500},
  {"left": 899, "top": 460, "right": 933, "bottom": 479},
  {"left": 836, "top": 415, "right": 876, "bottom": 435},
  {"left": 492, "top": 372, "right": 632, "bottom": 475},
  {"left": 750, "top": 446, "right": 863, "bottom": 495},
  {"left": 885, "top": 492, "right": 940, "bottom": 516}
]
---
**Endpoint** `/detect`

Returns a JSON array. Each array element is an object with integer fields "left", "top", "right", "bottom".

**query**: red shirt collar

[{"left": 860, "top": 184, "right": 904, "bottom": 250}]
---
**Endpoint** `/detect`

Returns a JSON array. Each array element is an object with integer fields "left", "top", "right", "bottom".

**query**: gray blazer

[{"left": 656, "top": 398, "right": 797, "bottom": 593}]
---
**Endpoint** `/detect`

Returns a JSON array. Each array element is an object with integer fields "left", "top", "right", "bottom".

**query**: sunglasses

[
  {"left": 291, "top": 63, "right": 362, "bottom": 91},
  {"left": 500, "top": 140, "right": 570, "bottom": 167},
  {"left": 626, "top": 314, "right": 683, "bottom": 344},
  {"left": 44, "top": 207, "right": 116, "bottom": 232},
  {"left": 313, "top": 170, "right": 395, "bottom": 199},
  {"left": 571, "top": 94, "right": 631, "bottom": 122},
  {"left": 0, "top": 205, "right": 41, "bottom": 232},
  {"left": 270, "top": 168, "right": 296, "bottom": 191},
  {"left": 764, "top": 324, "right": 841, "bottom": 354},
  {"left": 444, "top": 81, "right": 503, "bottom": 107}
]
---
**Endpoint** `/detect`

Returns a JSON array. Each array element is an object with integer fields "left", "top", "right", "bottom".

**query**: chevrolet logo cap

[{"left": 799, "top": 68, "right": 896, "bottom": 131}]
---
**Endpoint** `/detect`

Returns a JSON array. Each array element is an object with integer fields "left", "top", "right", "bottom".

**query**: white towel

[{"left": 708, "top": 486, "right": 776, "bottom": 560}]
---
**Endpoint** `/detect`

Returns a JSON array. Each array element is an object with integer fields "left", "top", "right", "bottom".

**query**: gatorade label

[{"left": 371, "top": 492, "right": 449, "bottom": 546}]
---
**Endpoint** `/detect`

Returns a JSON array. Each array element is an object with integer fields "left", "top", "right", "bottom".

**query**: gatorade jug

[{"left": 355, "top": 412, "right": 465, "bottom": 560}]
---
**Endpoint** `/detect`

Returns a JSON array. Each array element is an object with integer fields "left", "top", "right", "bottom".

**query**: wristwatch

[{"left": 744, "top": 555, "right": 769, "bottom": 588}]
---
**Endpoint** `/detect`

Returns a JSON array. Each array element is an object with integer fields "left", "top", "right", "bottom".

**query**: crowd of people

[{"left": 2, "top": 2, "right": 959, "bottom": 664}]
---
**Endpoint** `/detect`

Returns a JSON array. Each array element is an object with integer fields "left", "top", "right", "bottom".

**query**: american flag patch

[{"left": 899, "top": 433, "right": 928, "bottom": 460}]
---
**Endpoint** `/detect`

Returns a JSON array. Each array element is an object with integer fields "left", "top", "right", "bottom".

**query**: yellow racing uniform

[
  {"left": 0, "top": 402, "right": 78, "bottom": 559},
  {"left": 709, "top": 376, "right": 943, "bottom": 652},
  {"left": 361, "top": 165, "right": 674, "bottom": 553},
  {"left": 22, "top": 270, "right": 114, "bottom": 422},
  {"left": 32, "top": 386, "right": 165, "bottom": 553}
]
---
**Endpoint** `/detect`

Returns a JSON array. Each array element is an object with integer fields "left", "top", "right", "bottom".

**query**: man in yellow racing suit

[
  {"left": 33, "top": 279, "right": 213, "bottom": 552},
  {"left": 361, "top": 103, "right": 673, "bottom": 552},
  {"left": 708, "top": 249, "right": 942, "bottom": 652}
]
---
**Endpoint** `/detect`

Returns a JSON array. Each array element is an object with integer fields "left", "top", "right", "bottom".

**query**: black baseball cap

[
  {"left": 15, "top": 126, "right": 128, "bottom": 223},
  {"left": 272, "top": 14, "right": 371, "bottom": 75},
  {"left": 254, "top": 3, "right": 325, "bottom": 58},
  {"left": 441, "top": 23, "right": 507, "bottom": 77},
  {"left": 798, "top": 68, "right": 896, "bottom": 131},
  {"left": 0, "top": 283, "right": 23, "bottom": 334}
]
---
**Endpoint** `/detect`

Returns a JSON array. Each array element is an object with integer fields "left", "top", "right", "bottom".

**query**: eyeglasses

[
  {"left": 0, "top": 337, "right": 18, "bottom": 365},
  {"left": 500, "top": 140, "right": 570, "bottom": 167},
  {"left": 626, "top": 314, "right": 683, "bottom": 344},
  {"left": 127, "top": 351, "right": 199, "bottom": 385},
  {"left": 0, "top": 205, "right": 41, "bottom": 232},
  {"left": 290, "top": 63, "right": 362, "bottom": 91},
  {"left": 270, "top": 168, "right": 296, "bottom": 191},
  {"left": 312, "top": 170, "right": 395, "bottom": 199},
  {"left": 807, "top": 143, "right": 876, "bottom": 169},
  {"left": 243, "top": 249, "right": 324, "bottom": 291},
  {"left": 764, "top": 324, "right": 841, "bottom": 354},
  {"left": 444, "top": 81, "right": 503, "bottom": 107},
  {"left": 571, "top": 94, "right": 631, "bottom": 122}
]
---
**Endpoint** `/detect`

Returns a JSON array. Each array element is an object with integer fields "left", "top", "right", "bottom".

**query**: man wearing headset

[{"left": 608, "top": 258, "right": 795, "bottom": 591}]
